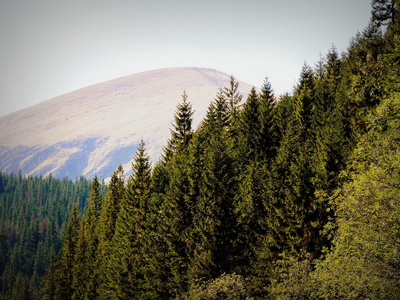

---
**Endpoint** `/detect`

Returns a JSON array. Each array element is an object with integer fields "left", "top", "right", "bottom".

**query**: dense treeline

[
  {"left": 0, "top": 173, "right": 100, "bottom": 299},
  {"left": 5, "top": 1, "right": 400, "bottom": 299}
]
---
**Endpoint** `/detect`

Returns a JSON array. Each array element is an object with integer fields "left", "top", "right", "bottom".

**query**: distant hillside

[{"left": 0, "top": 67, "right": 254, "bottom": 179}]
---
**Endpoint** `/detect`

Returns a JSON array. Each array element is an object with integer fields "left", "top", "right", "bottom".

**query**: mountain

[{"left": 0, "top": 67, "right": 255, "bottom": 180}]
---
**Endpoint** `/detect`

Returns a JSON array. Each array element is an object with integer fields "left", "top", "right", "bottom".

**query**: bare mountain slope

[{"left": 0, "top": 67, "right": 255, "bottom": 180}]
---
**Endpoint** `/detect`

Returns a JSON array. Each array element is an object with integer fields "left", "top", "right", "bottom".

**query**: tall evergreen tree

[
  {"left": 41, "top": 255, "right": 57, "bottom": 300},
  {"left": 105, "top": 140, "right": 152, "bottom": 299},
  {"left": 224, "top": 75, "right": 243, "bottom": 114},
  {"left": 96, "top": 166, "right": 125, "bottom": 298},
  {"left": 236, "top": 161, "right": 269, "bottom": 287},
  {"left": 224, "top": 75, "right": 243, "bottom": 131},
  {"left": 259, "top": 76, "right": 277, "bottom": 162},
  {"left": 237, "top": 87, "right": 262, "bottom": 163},
  {"left": 162, "top": 91, "right": 194, "bottom": 163},
  {"left": 189, "top": 127, "right": 238, "bottom": 282},
  {"left": 54, "top": 205, "right": 80, "bottom": 300},
  {"left": 158, "top": 150, "right": 193, "bottom": 296},
  {"left": 317, "top": 47, "right": 347, "bottom": 190},
  {"left": 203, "top": 89, "right": 231, "bottom": 132},
  {"left": 73, "top": 175, "right": 103, "bottom": 299},
  {"left": 98, "top": 165, "right": 124, "bottom": 244}
]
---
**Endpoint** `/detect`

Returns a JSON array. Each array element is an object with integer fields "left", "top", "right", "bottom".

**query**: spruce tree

[
  {"left": 41, "top": 255, "right": 57, "bottom": 300},
  {"left": 106, "top": 140, "right": 152, "bottom": 299},
  {"left": 73, "top": 175, "right": 103, "bottom": 299},
  {"left": 98, "top": 165, "right": 124, "bottom": 244},
  {"left": 162, "top": 91, "right": 194, "bottom": 163},
  {"left": 264, "top": 94, "right": 305, "bottom": 253},
  {"left": 203, "top": 89, "right": 231, "bottom": 133},
  {"left": 96, "top": 166, "right": 125, "bottom": 298},
  {"left": 158, "top": 148, "right": 195, "bottom": 296},
  {"left": 259, "top": 76, "right": 277, "bottom": 162},
  {"left": 237, "top": 86, "right": 262, "bottom": 163},
  {"left": 55, "top": 205, "right": 80, "bottom": 300},
  {"left": 189, "top": 123, "right": 238, "bottom": 281},
  {"left": 72, "top": 221, "right": 88, "bottom": 300},
  {"left": 317, "top": 47, "right": 347, "bottom": 190},
  {"left": 236, "top": 161, "right": 269, "bottom": 287},
  {"left": 224, "top": 75, "right": 243, "bottom": 119}
]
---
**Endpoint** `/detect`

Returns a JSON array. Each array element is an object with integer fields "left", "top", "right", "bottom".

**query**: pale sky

[{"left": 0, "top": 0, "right": 372, "bottom": 117}]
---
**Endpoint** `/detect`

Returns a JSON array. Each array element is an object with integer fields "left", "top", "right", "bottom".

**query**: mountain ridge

[{"left": 0, "top": 67, "right": 255, "bottom": 180}]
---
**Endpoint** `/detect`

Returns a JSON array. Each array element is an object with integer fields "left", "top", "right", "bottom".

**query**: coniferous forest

[{"left": 2, "top": 1, "right": 400, "bottom": 299}]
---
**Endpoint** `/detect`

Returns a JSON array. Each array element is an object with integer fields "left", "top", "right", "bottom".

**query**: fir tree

[
  {"left": 73, "top": 176, "right": 103, "bottom": 299},
  {"left": 237, "top": 86, "right": 262, "bottom": 163},
  {"left": 89, "top": 175, "right": 102, "bottom": 219},
  {"left": 96, "top": 166, "right": 125, "bottom": 298},
  {"left": 203, "top": 89, "right": 231, "bottom": 133},
  {"left": 236, "top": 161, "right": 269, "bottom": 290},
  {"left": 159, "top": 149, "right": 195, "bottom": 296},
  {"left": 259, "top": 76, "right": 277, "bottom": 162},
  {"left": 41, "top": 255, "right": 56, "bottom": 300},
  {"left": 224, "top": 75, "right": 243, "bottom": 119},
  {"left": 106, "top": 140, "right": 152, "bottom": 299},
  {"left": 162, "top": 91, "right": 194, "bottom": 163},
  {"left": 55, "top": 205, "right": 80, "bottom": 300},
  {"left": 98, "top": 165, "right": 124, "bottom": 244},
  {"left": 190, "top": 131, "right": 238, "bottom": 281}
]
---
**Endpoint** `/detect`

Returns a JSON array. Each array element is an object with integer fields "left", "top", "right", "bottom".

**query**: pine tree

[
  {"left": 259, "top": 76, "right": 277, "bottom": 162},
  {"left": 162, "top": 91, "right": 194, "bottom": 163},
  {"left": 55, "top": 204, "right": 80, "bottom": 300},
  {"left": 41, "top": 255, "right": 57, "bottom": 300},
  {"left": 189, "top": 130, "right": 238, "bottom": 282},
  {"left": 224, "top": 75, "right": 243, "bottom": 119},
  {"left": 203, "top": 89, "right": 231, "bottom": 133},
  {"left": 72, "top": 221, "right": 88, "bottom": 300},
  {"left": 73, "top": 176, "right": 103, "bottom": 299},
  {"left": 264, "top": 94, "right": 305, "bottom": 254},
  {"left": 237, "top": 86, "right": 262, "bottom": 163},
  {"left": 106, "top": 140, "right": 152, "bottom": 299},
  {"left": 89, "top": 175, "right": 102, "bottom": 219},
  {"left": 236, "top": 161, "right": 269, "bottom": 285},
  {"left": 97, "top": 166, "right": 125, "bottom": 298},
  {"left": 317, "top": 47, "right": 347, "bottom": 190},
  {"left": 158, "top": 149, "right": 195, "bottom": 296},
  {"left": 98, "top": 165, "right": 124, "bottom": 244}
]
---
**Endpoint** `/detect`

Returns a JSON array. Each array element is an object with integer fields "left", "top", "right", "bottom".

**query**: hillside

[{"left": 0, "top": 67, "right": 254, "bottom": 179}]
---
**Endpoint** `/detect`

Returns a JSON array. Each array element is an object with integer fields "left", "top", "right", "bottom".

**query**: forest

[{"left": 1, "top": 1, "right": 400, "bottom": 299}]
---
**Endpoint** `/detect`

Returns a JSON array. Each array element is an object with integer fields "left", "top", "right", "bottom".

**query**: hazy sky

[{"left": 0, "top": 0, "right": 371, "bottom": 117}]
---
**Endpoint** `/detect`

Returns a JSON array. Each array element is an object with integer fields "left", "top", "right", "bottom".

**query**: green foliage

[
  {"left": 224, "top": 75, "right": 243, "bottom": 122},
  {"left": 73, "top": 175, "right": 103, "bottom": 299},
  {"left": 163, "top": 91, "right": 194, "bottom": 163},
  {"left": 237, "top": 87, "right": 262, "bottom": 163},
  {"left": 104, "top": 140, "right": 153, "bottom": 299},
  {"left": 55, "top": 204, "right": 80, "bottom": 299},
  {"left": 309, "top": 95, "right": 400, "bottom": 299},
  {"left": 258, "top": 76, "right": 277, "bottom": 162},
  {"left": 186, "top": 273, "right": 252, "bottom": 300},
  {"left": 0, "top": 173, "right": 94, "bottom": 299}
]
